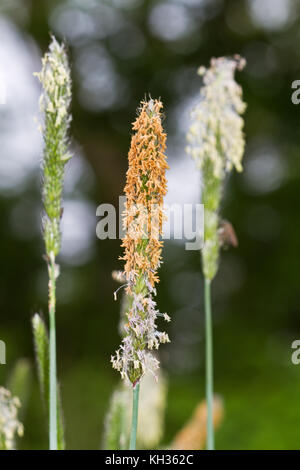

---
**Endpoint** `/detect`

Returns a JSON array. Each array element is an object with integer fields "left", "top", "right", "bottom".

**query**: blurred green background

[{"left": 1, "top": 0, "right": 300, "bottom": 450}]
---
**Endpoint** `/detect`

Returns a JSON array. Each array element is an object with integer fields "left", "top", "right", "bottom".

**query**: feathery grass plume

[
  {"left": 111, "top": 99, "right": 170, "bottom": 384},
  {"left": 111, "top": 99, "right": 170, "bottom": 449},
  {"left": 32, "top": 313, "right": 65, "bottom": 450},
  {"left": 186, "top": 56, "right": 246, "bottom": 450},
  {"left": 34, "top": 35, "right": 72, "bottom": 450},
  {"left": 0, "top": 387, "right": 23, "bottom": 450},
  {"left": 186, "top": 56, "right": 246, "bottom": 280},
  {"left": 170, "top": 396, "right": 224, "bottom": 450}
]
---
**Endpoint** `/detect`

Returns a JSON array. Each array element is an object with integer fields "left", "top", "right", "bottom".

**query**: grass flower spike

[
  {"left": 186, "top": 56, "right": 246, "bottom": 449},
  {"left": 111, "top": 99, "right": 170, "bottom": 449},
  {"left": 35, "top": 36, "right": 72, "bottom": 260},
  {"left": 187, "top": 56, "right": 246, "bottom": 280},
  {"left": 34, "top": 36, "right": 72, "bottom": 450}
]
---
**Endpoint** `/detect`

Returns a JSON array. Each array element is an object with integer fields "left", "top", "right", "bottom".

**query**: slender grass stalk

[
  {"left": 34, "top": 36, "right": 72, "bottom": 450},
  {"left": 111, "top": 99, "right": 170, "bottom": 450},
  {"left": 204, "top": 278, "right": 214, "bottom": 449},
  {"left": 129, "top": 383, "right": 140, "bottom": 450},
  {"left": 48, "top": 258, "right": 57, "bottom": 449},
  {"left": 186, "top": 56, "right": 246, "bottom": 450},
  {"left": 32, "top": 313, "right": 65, "bottom": 450}
]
